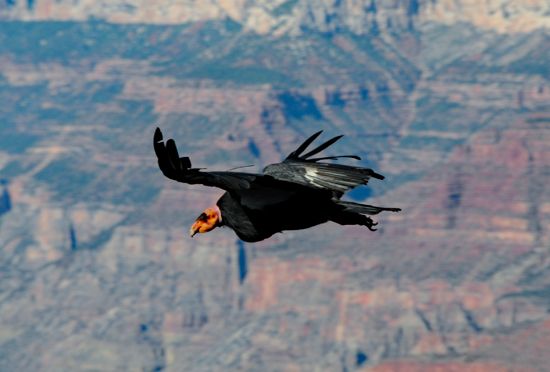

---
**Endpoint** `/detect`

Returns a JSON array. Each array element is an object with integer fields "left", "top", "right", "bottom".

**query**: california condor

[{"left": 154, "top": 128, "right": 401, "bottom": 243}]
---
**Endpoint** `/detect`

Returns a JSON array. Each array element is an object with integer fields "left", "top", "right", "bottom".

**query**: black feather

[
  {"left": 307, "top": 155, "right": 361, "bottom": 162},
  {"left": 286, "top": 130, "right": 323, "bottom": 159},
  {"left": 336, "top": 200, "right": 402, "bottom": 215},
  {"left": 301, "top": 135, "right": 344, "bottom": 159},
  {"left": 166, "top": 139, "right": 182, "bottom": 170},
  {"left": 180, "top": 156, "right": 192, "bottom": 169}
]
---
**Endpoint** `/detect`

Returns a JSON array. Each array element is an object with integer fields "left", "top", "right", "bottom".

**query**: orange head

[{"left": 189, "top": 206, "right": 222, "bottom": 237}]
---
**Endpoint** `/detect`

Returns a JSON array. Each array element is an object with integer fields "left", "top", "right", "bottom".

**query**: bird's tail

[{"left": 335, "top": 200, "right": 401, "bottom": 215}]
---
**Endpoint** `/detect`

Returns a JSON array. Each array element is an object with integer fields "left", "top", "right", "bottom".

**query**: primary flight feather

[{"left": 154, "top": 128, "right": 401, "bottom": 242}]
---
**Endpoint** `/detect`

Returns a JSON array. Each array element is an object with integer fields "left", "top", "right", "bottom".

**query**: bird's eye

[{"left": 197, "top": 213, "right": 207, "bottom": 221}]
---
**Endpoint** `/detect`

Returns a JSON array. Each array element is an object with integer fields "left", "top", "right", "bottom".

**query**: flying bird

[{"left": 154, "top": 128, "right": 401, "bottom": 242}]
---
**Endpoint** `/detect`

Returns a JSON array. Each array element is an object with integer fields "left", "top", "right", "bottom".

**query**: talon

[{"left": 371, "top": 221, "right": 378, "bottom": 226}]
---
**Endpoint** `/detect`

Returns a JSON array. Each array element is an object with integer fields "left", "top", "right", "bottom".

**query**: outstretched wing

[
  {"left": 263, "top": 131, "right": 384, "bottom": 197},
  {"left": 154, "top": 128, "right": 260, "bottom": 191}
]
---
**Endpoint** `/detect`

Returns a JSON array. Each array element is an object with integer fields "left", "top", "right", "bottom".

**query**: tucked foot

[{"left": 365, "top": 217, "right": 378, "bottom": 231}]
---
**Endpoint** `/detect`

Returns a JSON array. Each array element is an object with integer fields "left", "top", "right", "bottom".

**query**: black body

[
  {"left": 154, "top": 128, "right": 401, "bottom": 242},
  {"left": 216, "top": 182, "right": 334, "bottom": 242}
]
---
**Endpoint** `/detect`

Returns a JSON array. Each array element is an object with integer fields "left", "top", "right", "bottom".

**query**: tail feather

[{"left": 336, "top": 200, "right": 401, "bottom": 215}]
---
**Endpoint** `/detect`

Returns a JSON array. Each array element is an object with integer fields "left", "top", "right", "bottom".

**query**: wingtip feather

[
  {"left": 371, "top": 171, "right": 384, "bottom": 180},
  {"left": 301, "top": 134, "right": 345, "bottom": 159},
  {"left": 154, "top": 127, "right": 163, "bottom": 142},
  {"left": 287, "top": 130, "right": 324, "bottom": 159}
]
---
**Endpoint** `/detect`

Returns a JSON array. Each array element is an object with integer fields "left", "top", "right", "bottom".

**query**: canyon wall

[
  {"left": 2, "top": 0, "right": 550, "bottom": 34},
  {"left": 0, "top": 5, "right": 549, "bottom": 371}
]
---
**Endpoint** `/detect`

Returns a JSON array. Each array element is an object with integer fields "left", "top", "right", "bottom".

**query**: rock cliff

[
  {"left": 2, "top": 0, "right": 550, "bottom": 34},
  {"left": 0, "top": 6, "right": 549, "bottom": 372}
]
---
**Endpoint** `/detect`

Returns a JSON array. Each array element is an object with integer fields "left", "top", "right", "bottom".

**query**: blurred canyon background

[{"left": 0, "top": 0, "right": 549, "bottom": 371}]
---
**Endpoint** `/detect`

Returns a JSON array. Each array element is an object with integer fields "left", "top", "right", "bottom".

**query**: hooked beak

[
  {"left": 189, "top": 207, "right": 221, "bottom": 238},
  {"left": 189, "top": 223, "right": 199, "bottom": 238}
]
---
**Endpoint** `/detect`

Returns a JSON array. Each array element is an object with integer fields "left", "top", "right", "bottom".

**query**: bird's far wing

[
  {"left": 263, "top": 131, "right": 384, "bottom": 197},
  {"left": 154, "top": 128, "right": 260, "bottom": 191}
]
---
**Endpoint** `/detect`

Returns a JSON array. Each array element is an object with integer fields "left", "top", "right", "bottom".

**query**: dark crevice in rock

[
  {"left": 459, "top": 304, "right": 483, "bottom": 333},
  {"left": 277, "top": 91, "right": 323, "bottom": 120},
  {"left": 68, "top": 224, "right": 77, "bottom": 251},
  {"left": 415, "top": 308, "right": 433, "bottom": 332},
  {"left": 247, "top": 138, "right": 261, "bottom": 158},
  {"left": 0, "top": 179, "right": 12, "bottom": 216},
  {"left": 524, "top": 142, "right": 543, "bottom": 244},
  {"left": 445, "top": 173, "right": 463, "bottom": 229},
  {"left": 237, "top": 240, "right": 248, "bottom": 285},
  {"left": 137, "top": 318, "right": 166, "bottom": 372},
  {"left": 356, "top": 350, "right": 368, "bottom": 366}
]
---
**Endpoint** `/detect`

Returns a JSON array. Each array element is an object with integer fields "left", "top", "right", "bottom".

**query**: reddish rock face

[
  {"left": 369, "top": 361, "right": 532, "bottom": 372},
  {"left": 0, "top": 6, "right": 549, "bottom": 371}
]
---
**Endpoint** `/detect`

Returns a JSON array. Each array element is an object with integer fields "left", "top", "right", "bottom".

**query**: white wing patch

[
  {"left": 303, "top": 165, "right": 360, "bottom": 191},
  {"left": 304, "top": 167, "right": 325, "bottom": 188},
  {"left": 263, "top": 161, "right": 383, "bottom": 195}
]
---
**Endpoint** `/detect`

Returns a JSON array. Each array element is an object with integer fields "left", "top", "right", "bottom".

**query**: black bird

[{"left": 154, "top": 128, "right": 401, "bottom": 243}]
